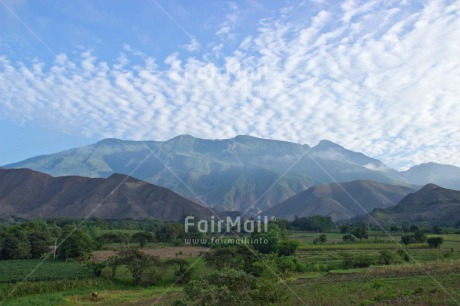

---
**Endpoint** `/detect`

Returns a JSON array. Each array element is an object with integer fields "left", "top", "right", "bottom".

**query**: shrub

[
  {"left": 313, "top": 234, "right": 327, "bottom": 244},
  {"left": 277, "top": 240, "right": 300, "bottom": 256},
  {"left": 342, "top": 234, "right": 356, "bottom": 242},
  {"left": 401, "top": 235, "right": 414, "bottom": 245},
  {"left": 427, "top": 237, "right": 444, "bottom": 249},
  {"left": 396, "top": 249, "right": 410, "bottom": 262},
  {"left": 341, "top": 252, "right": 374, "bottom": 269},
  {"left": 378, "top": 250, "right": 399, "bottom": 265}
]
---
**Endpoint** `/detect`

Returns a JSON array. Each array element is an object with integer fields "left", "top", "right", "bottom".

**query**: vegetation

[{"left": 0, "top": 218, "right": 459, "bottom": 305}]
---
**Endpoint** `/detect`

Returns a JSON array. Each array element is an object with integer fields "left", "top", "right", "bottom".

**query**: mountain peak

[
  {"left": 419, "top": 183, "right": 441, "bottom": 192},
  {"left": 315, "top": 139, "right": 344, "bottom": 150},
  {"left": 170, "top": 134, "right": 196, "bottom": 141},
  {"left": 97, "top": 138, "right": 123, "bottom": 145}
]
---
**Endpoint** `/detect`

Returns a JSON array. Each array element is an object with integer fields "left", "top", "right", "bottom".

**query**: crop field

[{"left": 0, "top": 259, "right": 94, "bottom": 283}]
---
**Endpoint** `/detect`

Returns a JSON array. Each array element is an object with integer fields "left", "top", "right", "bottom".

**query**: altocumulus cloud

[{"left": 0, "top": 0, "right": 459, "bottom": 169}]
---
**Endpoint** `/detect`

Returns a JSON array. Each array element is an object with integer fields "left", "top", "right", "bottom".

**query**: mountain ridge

[
  {"left": 0, "top": 168, "right": 215, "bottom": 221},
  {"left": 355, "top": 184, "right": 460, "bottom": 226},
  {"left": 4, "top": 135, "right": 460, "bottom": 212},
  {"left": 262, "top": 180, "right": 415, "bottom": 221}
]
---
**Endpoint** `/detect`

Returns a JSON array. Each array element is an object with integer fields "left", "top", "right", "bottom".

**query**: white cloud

[
  {"left": 182, "top": 37, "right": 200, "bottom": 52},
  {"left": 1, "top": 0, "right": 460, "bottom": 170}
]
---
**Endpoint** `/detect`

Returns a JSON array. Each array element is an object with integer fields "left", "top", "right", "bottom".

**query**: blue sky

[{"left": 1, "top": 0, "right": 459, "bottom": 169}]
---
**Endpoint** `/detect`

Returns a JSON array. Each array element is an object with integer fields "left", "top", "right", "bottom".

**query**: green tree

[
  {"left": 58, "top": 226, "right": 94, "bottom": 260},
  {"left": 342, "top": 234, "right": 356, "bottom": 242},
  {"left": 413, "top": 230, "right": 427, "bottom": 243},
  {"left": 313, "top": 234, "right": 327, "bottom": 244},
  {"left": 250, "top": 223, "right": 281, "bottom": 254},
  {"left": 340, "top": 224, "right": 351, "bottom": 234},
  {"left": 401, "top": 235, "right": 414, "bottom": 245},
  {"left": 28, "top": 231, "right": 50, "bottom": 259},
  {"left": 1, "top": 231, "right": 31, "bottom": 259},
  {"left": 114, "top": 249, "right": 161, "bottom": 285},
  {"left": 352, "top": 225, "right": 368, "bottom": 240},
  {"left": 277, "top": 240, "right": 300, "bottom": 256},
  {"left": 427, "top": 237, "right": 444, "bottom": 249},
  {"left": 131, "top": 231, "right": 153, "bottom": 248},
  {"left": 204, "top": 245, "right": 259, "bottom": 275}
]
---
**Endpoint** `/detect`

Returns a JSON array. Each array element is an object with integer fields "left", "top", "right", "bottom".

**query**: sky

[{"left": 0, "top": 0, "right": 459, "bottom": 170}]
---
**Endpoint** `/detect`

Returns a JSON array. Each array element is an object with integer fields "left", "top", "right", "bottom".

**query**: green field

[
  {"left": 1, "top": 232, "right": 459, "bottom": 305},
  {"left": 0, "top": 259, "right": 94, "bottom": 283}
]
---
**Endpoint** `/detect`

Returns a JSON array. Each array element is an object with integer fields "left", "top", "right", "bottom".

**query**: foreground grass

[
  {"left": 1, "top": 282, "right": 181, "bottom": 306},
  {"left": 288, "top": 273, "right": 460, "bottom": 305}
]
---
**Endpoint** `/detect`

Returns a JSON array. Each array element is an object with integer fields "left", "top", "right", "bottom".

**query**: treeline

[{"left": 0, "top": 218, "right": 204, "bottom": 260}]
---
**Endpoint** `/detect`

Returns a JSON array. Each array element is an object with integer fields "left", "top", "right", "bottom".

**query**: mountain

[
  {"left": 0, "top": 168, "right": 214, "bottom": 221},
  {"left": 356, "top": 184, "right": 460, "bottom": 226},
  {"left": 262, "top": 180, "right": 415, "bottom": 221},
  {"left": 401, "top": 163, "right": 460, "bottom": 190},
  {"left": 4, "top": 135, "right": 411, "bottom": 212}
]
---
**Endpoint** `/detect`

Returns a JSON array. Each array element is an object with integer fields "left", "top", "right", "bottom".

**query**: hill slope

[
  {"left": 0, "top": 168, "right": 214, "bottom": 221},
  {"left": 263, "top": 180, "right": 415, "bottom": 221},
  {"left": 401, "top": 163, "right": 460, "bottom": 190},
  {"left": 4, "top": 135, "right": 410, "bottom": 212},
  {"left": 357, "top": 184, "right": 460, "bottom": 226}
]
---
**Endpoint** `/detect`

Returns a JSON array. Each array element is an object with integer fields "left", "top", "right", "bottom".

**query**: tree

[
  {"left": 277, "top": 240, "right": 300, "bottom": 256},
  {"left": 250, "top": 224, "right": 281, "bottom": 254},
  {"left": 427, "top": 237, "right": 444, "bottom": 249},
  {"left": 155, "top": 224, "right": 183, "bottom": 242},
  {"left": 182, "top": 268, "right": 256, "bottom": 305},
  {"left": 114, "top": 249, "right": 161, "bottom": 285},
  {"left": 1, "top": 231, "right": 31, "bottom": 259},
  {"left": 290, "top": 215, "right": 335, "bottom": 232},
  {"left": 413, "top": 230, "right": 427, "bottom": 243},
  {"left": 342, "top": 234, "right": 356, "bottom": 242},
  {"left": 432, "top": 226, "right": 443, "bottom": 234},
  {"left": 58, "top": 227, "right": 94, "bottom": 260},
  {"left": 401, "top": 235, "right": 414, "bottom": 245},
  {"left": 340, "top": 225, "right": 351, "bottom": 234},
  {"left": 378, "top": 250, "right": 398, "bottom": 265},
  {"left": 313, "top": 234, "right": 327, "bottom": 244},
  {"left": 28, "top": 231, "right": 50, "bottom": 259},
  {"left": 131, "top": 231, "right": 153, "bottom": 248},
  {"left": 97, "top": 232, "right": 124, "bottom": 244},
  {"left": 352, "top": 225, "right": 368, "bottom": 240},
  {"left": 204, "top": 246, "right": 258, "bottom": 274}
]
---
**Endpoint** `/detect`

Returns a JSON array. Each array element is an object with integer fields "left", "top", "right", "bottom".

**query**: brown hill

[
  {"left": 359, "top": 184, "right": 460, "bottom": 226},
  {"left": 263, "top": 180, "right": 414, "bottom": 221},
  {"left": 0, "top": 168, "right": 214, "bottom": 221}
]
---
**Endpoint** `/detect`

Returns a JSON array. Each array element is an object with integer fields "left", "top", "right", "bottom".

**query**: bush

[
  {"left": 313, "top": 234, "right": 327, "bottom": 244},
  {"left": 341, "top": 253, "right": 374, "bottom": 269},
  {"left": 277, "top": 240, "right": 300, "bottom": 256},
  {"left": 342, "top": 234, "right": 356, "bottom": 242},
  {"left": 427, "top": 237, "right": 444, "bottom": 249},
  {"left": 179, "top": 265, "right": 290, "bottom": 306},
  {"left": 378, "top": 250, "right": 399, "bottom": 265},
  {"left": 401, "top": 235, "right": 414, "bottom": 245},
  {"left": 397, "top": 249, "right": 411, "bottom": 262}
]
